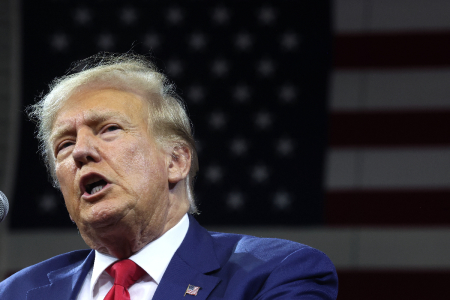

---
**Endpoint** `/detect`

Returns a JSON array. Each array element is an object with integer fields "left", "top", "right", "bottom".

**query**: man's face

[{"left": 51, "top": 88, "right": 174, "bottom": 251}]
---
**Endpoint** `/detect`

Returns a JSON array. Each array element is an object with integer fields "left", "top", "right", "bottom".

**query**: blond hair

[{"left": 28, "top": 53, "right": 199, "bottom": 213}]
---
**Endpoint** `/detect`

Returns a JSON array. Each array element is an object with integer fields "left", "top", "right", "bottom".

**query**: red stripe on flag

[
  {"left": 329, "top": 111, "right": 450, "bottom": 147},
  {"left": 337, "top": 270, "right": 450, "bottom": 300},
  {"left": 334, "top": 32, "right": 450, "bottom": 69},
  {"left": 326, "top": 190, "right": 450, "bottom": 226}
]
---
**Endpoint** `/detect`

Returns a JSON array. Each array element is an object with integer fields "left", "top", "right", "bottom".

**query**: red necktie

[{"left": 104, "top": 259, "right": 146, "bottom": 300}]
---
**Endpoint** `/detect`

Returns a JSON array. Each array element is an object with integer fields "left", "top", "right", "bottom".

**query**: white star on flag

[
  {"left": 209, "top": 111, "right": 227, "bottom": 129},
  {"left": 252, "top": 165, "right": 269, "bottom": 182},
  {"left": 276, "top": 138, "right": 295, "bottom": 156},
  {"left": 187, "top": 85, "right": 205, "bottom": 103},
  {"left": 143, "top": 33, "right": 160, "bottom": 50},
  {"left": 273, "top": 191, "right": 292, "bottom": 210},
  {"left": 279, "top": 85, "right": 297, "bottom": 103},
  {"left": 38, "top": 193, "right": 58, "bottom": 213},
  {"left": 230, "top": 138, "right": 249, "bottom": 156},
  {"left": 254, "top": 112, "right": 272, "bottom": 129},
  {"left": 205, "top": 165, "right": 223, "bottom": 183},
  {"left": 257, "top": 59, "right": 275, "bottom": 77},
  {"left": 167, "top": 7, "right": 183, "bottom": 25},
  {"left": 73, "top": 8, "right": 91, "bottom": 25},
  {"left": 281, "top": 32, "right": 300, "bottom": 51},
  {"left": 227, "top": 191, "right": 245, "bottom": 210},
  {"left": 97, "top": 33, "right": 115, "bottom": 50},
  {"left": 166, "top": 59, "right": 183, "bottom": 77},
  {"left": 211, "top": 59, "right": 229, "bottom": 77},
  {"left": 258, "top": 6, "right": 276, "bottom": 24},
  {"left": 190, "top": 33, "right": 207, "bottom": 50},
  {"left": 120, "top": 7, "right": 138, "bottom": 25},
  {"left": 51, "top": 33, "right": 69, "bottom": 51},
  {"left": 233, "top": 85, "right": 251, "bottom": 103},
  {"left": 212, "top": 6, "right": 230, "bottom": 24},
  {"left": 235, "top": 32, "right": 252, "bottom": 51}
]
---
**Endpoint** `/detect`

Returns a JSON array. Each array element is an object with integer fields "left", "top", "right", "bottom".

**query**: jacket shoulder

[
  {"left": 208, "top": 231, "right": 338, "bottom": 299},
  {"left": 209, "top": 231, "right": 314, "bottom": 262},
  {"left": 0, "top": 249, "right": 91, "bottom": 299}
]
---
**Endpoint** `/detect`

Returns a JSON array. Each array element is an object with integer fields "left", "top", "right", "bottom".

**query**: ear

[{"left": 167, "top": 145, "right": 191, "bottom": 184}]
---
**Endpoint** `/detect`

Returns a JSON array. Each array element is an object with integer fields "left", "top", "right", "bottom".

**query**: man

[{"left": 0, "top": 53, "right": 338, "bottom": 299}]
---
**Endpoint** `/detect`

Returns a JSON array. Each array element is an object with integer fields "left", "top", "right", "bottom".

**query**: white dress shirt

[{"left": 76, "top": 214, "right": 189, "bottom": 300}]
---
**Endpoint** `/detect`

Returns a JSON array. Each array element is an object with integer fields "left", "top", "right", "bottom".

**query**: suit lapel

[
  {"left": 153, "top": 216, "right": 221, "bottom": 300},
  {"left": 26, "top": 250, "right": 94, "bottom": 300},
  {"left": 153, "top": 253, "right": 221, "bottom": 300}
]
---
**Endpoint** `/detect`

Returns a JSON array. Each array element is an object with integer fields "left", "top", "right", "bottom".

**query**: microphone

[{"left": 0, "top": 191, "right": 9, "bottom": 223}]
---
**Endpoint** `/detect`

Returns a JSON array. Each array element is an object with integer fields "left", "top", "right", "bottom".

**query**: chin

[{"left": 80, "top": 209, "right": 126, "bottom": 231}]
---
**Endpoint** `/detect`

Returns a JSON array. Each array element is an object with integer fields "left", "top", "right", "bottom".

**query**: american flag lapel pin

[{"left": 184, "top": 284, "right": 200, "bottom": 296}]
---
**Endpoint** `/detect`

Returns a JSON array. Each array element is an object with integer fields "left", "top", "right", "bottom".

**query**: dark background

[{"left": 11, "top": 1, "right": 331, "bottom": 229}]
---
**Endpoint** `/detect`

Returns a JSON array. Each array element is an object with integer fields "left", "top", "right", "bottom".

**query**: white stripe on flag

[
  {"left": 330, "top": 70, "right": 450, "bottom": 110},
  {"left": 334, "top": 0, "right": 450, "bottom": 33},
  {"left": 325, "top": 148, "right": 450, "bottom": 189}
]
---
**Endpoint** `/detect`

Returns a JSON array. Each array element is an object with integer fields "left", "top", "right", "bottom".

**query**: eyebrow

[{"left": 50, "top": 110, "right": 134, "bottom": 145}]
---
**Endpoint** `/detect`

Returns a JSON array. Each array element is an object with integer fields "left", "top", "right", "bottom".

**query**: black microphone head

[{"left": 0, "top": 190, "right": 9, "bottom": 223}]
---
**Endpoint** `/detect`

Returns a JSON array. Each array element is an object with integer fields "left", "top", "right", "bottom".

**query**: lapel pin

[{"left": 184, "top": 284, "right": 200, "bottom": 296}]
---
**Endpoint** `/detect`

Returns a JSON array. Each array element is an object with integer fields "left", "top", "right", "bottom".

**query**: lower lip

[{"left": 81, "top": 183, "right": 111, "bottom": 201}]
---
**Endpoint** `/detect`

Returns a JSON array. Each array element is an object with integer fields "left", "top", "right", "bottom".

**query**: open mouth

[
  {"left": 80, "top": 174, "right": 110, "bottom": 196},
  {"left": 85, "top": 179, "right": 107, "bottom": 195}
]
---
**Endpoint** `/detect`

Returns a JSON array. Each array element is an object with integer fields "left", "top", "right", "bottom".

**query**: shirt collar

[{"left": 90, "top": 214, "right": 189, "bottom": 295}]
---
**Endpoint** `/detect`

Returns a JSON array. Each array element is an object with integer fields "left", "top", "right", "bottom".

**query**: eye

[
  {"left": 104, "top": 125, "right": 121, "bottom": 132},
  {"left": 61, "top": 141, "right": 73, "bottom": 149},
  {"left": 56, "top": 141, "right": 74, "bottom": 155}
]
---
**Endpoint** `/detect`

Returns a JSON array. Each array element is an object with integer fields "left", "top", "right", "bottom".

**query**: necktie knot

[{"left": 104, "top": 259, "right": 146, "bottom": 300}]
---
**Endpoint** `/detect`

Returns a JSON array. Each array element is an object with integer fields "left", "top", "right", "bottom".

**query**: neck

[{"left": 81, "top": 202, "right": 189, "bottom": 259}]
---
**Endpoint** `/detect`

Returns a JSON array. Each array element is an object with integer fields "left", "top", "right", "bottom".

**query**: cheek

[
  {"left": 55, "top": 161, "right": 78, "bottom": 209},
  {"left": 119, "top": 142, "right": 167, "bottom": 193},
  {"left": 55, "top": 161, "right": 76, "bottom": 190},
  {"left": 55, "top": 163, "right": 78, "bottom": 216},
  {"left": 119, "top": 139, "right": 150, "bottom": 168}
]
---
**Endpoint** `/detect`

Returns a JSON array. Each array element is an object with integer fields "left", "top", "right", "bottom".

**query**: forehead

[{"left": 51, "top": 88, "right": 149, "bottom": 136}]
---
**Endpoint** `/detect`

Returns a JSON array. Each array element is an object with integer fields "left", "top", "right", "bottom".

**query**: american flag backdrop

[
  {"left": 5, "top": 0, "right": 450, "bottom": 299},
  {"left": 328, "top": 0, "right": 450, "bottom": 299}
]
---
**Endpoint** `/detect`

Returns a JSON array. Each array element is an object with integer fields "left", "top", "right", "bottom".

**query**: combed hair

[{"left": 27, "top": 53, "right": 199, "bottom": 213}]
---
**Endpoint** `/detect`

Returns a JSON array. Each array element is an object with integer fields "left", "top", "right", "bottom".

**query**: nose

[{"left": 71, "top": 128, "right": 101, "bottom": 168}]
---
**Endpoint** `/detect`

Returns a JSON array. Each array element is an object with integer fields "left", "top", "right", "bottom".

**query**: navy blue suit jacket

[{"left": 0, "top": 216, "right": 338, "bottom": 299}]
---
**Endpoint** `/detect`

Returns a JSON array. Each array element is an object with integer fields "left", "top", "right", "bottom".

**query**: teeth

[{"left": 90, "top": 185, "right": 104, "bottom": 194}]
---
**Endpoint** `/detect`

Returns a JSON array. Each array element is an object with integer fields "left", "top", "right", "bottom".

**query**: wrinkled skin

[{"left": 51, "top": 88, "right": 191, "bottom": 258}]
